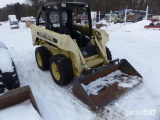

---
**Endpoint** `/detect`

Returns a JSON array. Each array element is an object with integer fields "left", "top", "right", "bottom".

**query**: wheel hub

[
  {"left": 36, "top": 53, "right": 42, "bottom": 67},
  {"left": 51, "top": 63, "right": 60, "bottom": 81}
]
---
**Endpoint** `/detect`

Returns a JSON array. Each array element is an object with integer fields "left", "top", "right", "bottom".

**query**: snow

[
  {"left": 119, "top": 20, "right": 151, "bottom": 32},
  {"left": 0, "top": 41, "right": 6, "bottom": 48},
  {"left": 97, "top": 19, "right": 109, "bottom": 26},
  {"left": 81, "top": 70, "right": 142, "bottom": 95},
  {"left": 0, "top": 48, "right": 14, "bottom": 73},
  {"left": 0, "top": 20, "right": 160, "bottom": 120},
  {"left": 0, "top": 100, "right": 42, "bottom": 120},
  {"left": 21, "top": 16, "right": 36, "bottom": 22}
]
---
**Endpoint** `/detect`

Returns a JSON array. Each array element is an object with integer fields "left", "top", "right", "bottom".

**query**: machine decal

[{"left": 37, "top": 32, "right": 58, "bottom": 43}]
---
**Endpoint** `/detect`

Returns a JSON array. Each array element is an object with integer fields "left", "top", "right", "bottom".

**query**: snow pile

[
  {"left": 0, "top": 100, "right": 42, "bottom": 120},
  {"left": 81, "top": 70, "right": 142, "bottom": 95},
  {"left": 98, "top": 19, "right": 109, "bottom": 26},
  {"left": 0, "top": 41, "right": 6, "bottom": 48},
  {"left": 119, "top": 20, "right": 151, "bottom": 32},
  {"left": 0, "top": 48, "right": 14, "bottom": 73},
  {"left": 100, "top": 22, "right": 125, "bottom": 32},
  {"left": 100, "top": 20, "right": 151, "bottom": 32}
]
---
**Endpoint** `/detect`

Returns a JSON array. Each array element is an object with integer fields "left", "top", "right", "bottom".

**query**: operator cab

[{"left": 36, "top": 2, "right": 92, "bottom": 48}]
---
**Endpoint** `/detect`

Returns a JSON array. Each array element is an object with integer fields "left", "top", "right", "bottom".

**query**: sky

[{"left": 0, "top": 0, "right": 26, "bottom": 8}]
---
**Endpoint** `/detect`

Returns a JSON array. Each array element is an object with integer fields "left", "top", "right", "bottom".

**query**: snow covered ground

[
  {"left": 0, "top": 100, "right": 42, "bottom": 120},
  {"left": 0, "top": 20, "right": 160, "bottom": 120}
]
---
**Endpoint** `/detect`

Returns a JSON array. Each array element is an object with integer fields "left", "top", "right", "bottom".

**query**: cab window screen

[
  {"left": 49, "top": 11, "right": 60, "bottom": 27},
  {"left": 62, "top": 11, "right": 68, "bottom": 26},
  {"left": 72, "top": 8, "right": 88, "bottom": 26},
  {"left": 38, "top": 11, "right": 45, "bottom": 27}
]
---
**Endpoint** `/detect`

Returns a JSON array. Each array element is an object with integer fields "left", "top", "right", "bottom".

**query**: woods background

[{"left": 0, "top": 0, "right": 160, "bottom": 21}]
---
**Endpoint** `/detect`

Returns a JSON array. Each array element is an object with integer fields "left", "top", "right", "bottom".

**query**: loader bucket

[
  {"left": 73, "top": 59, "right": 142, "bottom": 111},
  {"left": 0, "top": 85, "right": 40, "bottom": 114}
]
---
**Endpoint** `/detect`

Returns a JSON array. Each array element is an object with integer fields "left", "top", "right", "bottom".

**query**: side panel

[
  {"left": 93, "top": 29, "right": 109, "bottom": 61},
  {"left": 31, "top": 25, "right": 83, "bottom": 76},
  {"left": 92, "top": 28, "right": 109, "bottom": 59}
]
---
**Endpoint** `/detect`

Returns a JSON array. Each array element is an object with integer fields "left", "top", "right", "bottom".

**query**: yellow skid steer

[{"left": 31, "top": 2, "right": 142, "bottom": 111}]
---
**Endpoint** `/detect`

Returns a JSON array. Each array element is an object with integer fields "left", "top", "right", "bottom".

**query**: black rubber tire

[
  {"left": 35, "top": 46, "right": 51, "bottom": 71},
  {"left": 106, "top": 47, "right": 112, "bottom": 61},
  {"left": 0, "top": 84, "right": 5, "bottom": 93},
  {"left": 49, "top": 54, "right": 74, "bottom": 86}
]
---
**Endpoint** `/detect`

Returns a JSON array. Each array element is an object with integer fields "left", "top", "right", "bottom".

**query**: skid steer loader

[{"left": 31, "top": 2, "right": 143, "bottom": 111}]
